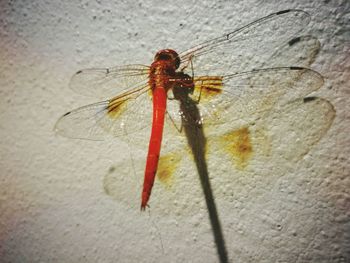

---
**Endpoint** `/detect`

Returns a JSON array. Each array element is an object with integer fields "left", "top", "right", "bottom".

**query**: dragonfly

[{"left": 55, "top": 10, "right": 335, "bottom": 211}]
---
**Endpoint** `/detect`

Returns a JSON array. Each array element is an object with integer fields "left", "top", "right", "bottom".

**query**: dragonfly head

[{"left": 154, "top": 49, "right": 180, "bottom": 69}]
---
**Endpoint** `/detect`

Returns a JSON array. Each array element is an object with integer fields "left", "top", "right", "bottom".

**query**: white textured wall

[{"left": 1, "top": 0, "right": 349, "bottom": 262}]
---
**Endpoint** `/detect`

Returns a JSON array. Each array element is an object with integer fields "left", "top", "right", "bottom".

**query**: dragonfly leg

[
  {"left": 166, "top": 110, "right": 183, "bottom": 133},
  {"left": 179, "top": 53, "right": 194, "bottom": 73},
  {"left": 194, "top": 85, "right": 202, "bottom": 104}
]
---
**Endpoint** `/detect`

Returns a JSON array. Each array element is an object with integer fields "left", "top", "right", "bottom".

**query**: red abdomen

[{"left": 141, "top": 54, "right": 178, "bottom": 210}]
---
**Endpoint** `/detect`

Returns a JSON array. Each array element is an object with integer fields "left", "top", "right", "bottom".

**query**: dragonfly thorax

[{"left": 150, "top": 50, "right": 180, "bottom": 91}]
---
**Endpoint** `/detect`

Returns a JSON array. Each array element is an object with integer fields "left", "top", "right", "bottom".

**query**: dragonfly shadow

[{"left": 173, "top": 84, "right": 229, "bottom": 263}]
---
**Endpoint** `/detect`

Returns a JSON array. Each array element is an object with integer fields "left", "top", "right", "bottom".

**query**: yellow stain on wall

[
  {"left": 157, "top": 152, "right": 182, "bottom": 188},
  {"left": 220, "top": 127, "right": 253, "bottom": 170}
]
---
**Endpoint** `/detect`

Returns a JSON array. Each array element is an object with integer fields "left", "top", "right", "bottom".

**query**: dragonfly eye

[
  {"left": 157, "top": 53, "right": 171, "bottom": 61},
  {"left": 154, "top": 49, "right": 180, "bottom": 69}
]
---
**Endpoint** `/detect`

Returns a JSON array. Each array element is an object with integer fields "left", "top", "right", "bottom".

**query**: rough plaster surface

[{"left": 0, "top": 0, "right": 349, "bottom": 262}]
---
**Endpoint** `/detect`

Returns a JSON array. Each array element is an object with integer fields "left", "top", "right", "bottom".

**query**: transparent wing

[
  {"left": 179, "top": 10, "right": 311, "bottom": 76},
  {"left": 267, "top": 35, "right": 321, "bottom": 67},
  {"left": 69, "top": 64, "right": 150, "bottom": 99},
  {"left": 54, "top": 84, "right": 152, "bottom": 140},
  {"left": 166, "top": 67, "right": 324, "bottom": 135},
  {"left": 203, "top": 67, "right": 324, "bottom": 128}
]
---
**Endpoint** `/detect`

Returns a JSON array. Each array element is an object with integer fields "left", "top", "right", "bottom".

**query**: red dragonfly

[{"left": 55, "top": 10, "right": 333, "bottom": 210}]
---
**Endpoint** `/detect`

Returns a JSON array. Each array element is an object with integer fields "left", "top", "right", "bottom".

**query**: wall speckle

[{"left": 0, "top": 0, "right": 349, "bottom": 262}]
